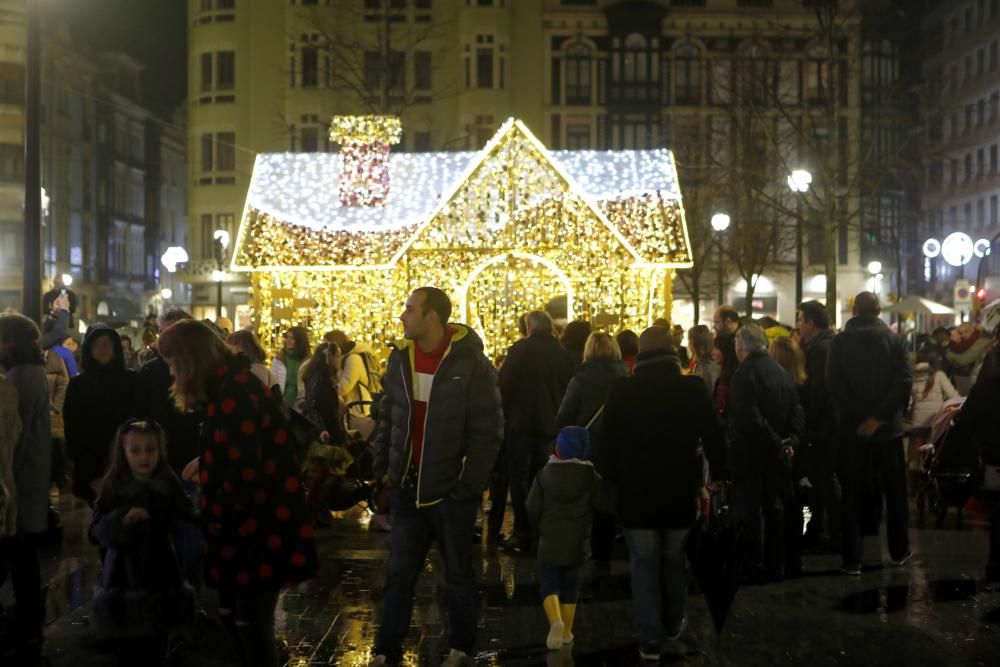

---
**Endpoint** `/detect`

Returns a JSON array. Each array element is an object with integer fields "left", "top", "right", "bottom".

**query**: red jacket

[{"left": 199, "top": 357, "right": 317, "bottom": 592}]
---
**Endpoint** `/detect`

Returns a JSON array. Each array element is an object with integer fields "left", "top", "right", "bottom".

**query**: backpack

[{"left": 356, "top": 351, "right": 383, "bottom": 396}]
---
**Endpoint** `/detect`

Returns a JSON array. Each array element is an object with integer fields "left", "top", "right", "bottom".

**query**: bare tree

[{"left": 280, "top": 1, "right": 460, "bottom": 145}]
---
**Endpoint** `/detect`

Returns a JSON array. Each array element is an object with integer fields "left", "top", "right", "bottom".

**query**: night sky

[{"left": 58, "top": 0, "right": 187, "bottom": 116}]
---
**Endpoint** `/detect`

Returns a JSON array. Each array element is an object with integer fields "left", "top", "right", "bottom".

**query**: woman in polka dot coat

[{"left": 158, "top": 320, "right": 317, "bottom": 667}]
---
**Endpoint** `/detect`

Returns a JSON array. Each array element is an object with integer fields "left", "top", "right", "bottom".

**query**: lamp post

[
  {"left": 787, "top": 169, "right": 812, "bottom": 307},
  {"left": 23, "top": 0, "right": 42, "bottom": 322},
  {"left": 212, "top": 230, "right": 230, "bottom": 319},
  {"left": 711, "top": 212, "right": 731, "bottom": 308},
  {"left": 160, "top": 245, "right": 188, "bottom": 309}
]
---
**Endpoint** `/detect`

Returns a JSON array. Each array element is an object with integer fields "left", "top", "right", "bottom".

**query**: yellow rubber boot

[
  {"left": 560, "top": 603, "right": 576, "bottom": 644},
  {"left": 542, "top": 594, "right": 564, "bottom": 650}
]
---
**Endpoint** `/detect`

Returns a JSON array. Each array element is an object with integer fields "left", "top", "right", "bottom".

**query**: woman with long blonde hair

[{"left": 158, "top": 319, "right": 316, "bottom": 667}]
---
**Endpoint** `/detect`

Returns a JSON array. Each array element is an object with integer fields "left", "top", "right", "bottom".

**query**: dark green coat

[{"left": 526, "top": 458, "right": 611, "bottom": 566}]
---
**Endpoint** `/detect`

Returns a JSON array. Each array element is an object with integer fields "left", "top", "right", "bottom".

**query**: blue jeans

[
  {"left": 374, "top": 488, "right": 478, "bottom": 660},
  {"left": 624, "top": 528, "right": 688, "bottom": 644},
  {"left": 538, "top": 563, "right": 580, "bottom": 603}
]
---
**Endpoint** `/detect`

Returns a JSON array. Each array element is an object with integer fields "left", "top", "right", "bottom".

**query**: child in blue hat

[{"left": 526, "top": 425, "right": 610, "bottom": 650}]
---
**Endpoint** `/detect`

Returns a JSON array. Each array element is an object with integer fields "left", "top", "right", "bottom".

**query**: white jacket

[
  {"left": 338, "top": 342, "right": 375, "bottom": 416},
  {"left": 905, "top": 363, "right": 959, "bottom": 431}
]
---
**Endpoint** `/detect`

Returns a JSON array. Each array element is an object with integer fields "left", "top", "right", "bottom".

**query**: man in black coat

[
  {"left": 729, "top": 324, "right": 805, "bottom": 582},
  {"left": 797, "top": 300, "right": 840, "bottom": 548},
  {"left": 826, "top": 292, "right": 913, "bottom": 575},
  {"left": 498, "top": 310, "right": 575, "bottom": 551},
  {"left": 600, "top": 326, "right": 726, "bottom": 662}
]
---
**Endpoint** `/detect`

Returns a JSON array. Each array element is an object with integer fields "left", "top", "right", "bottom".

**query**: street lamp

[
  {"left": 213, "top": 230, "right": 231, "bottom": 319},
  {"left": 787, "top": 169, "right": 812, "bottom": 307},
  {"left": 867, "top": 260, "right": 883, "bottom": 298},
  {"left": 711, "top": 213, "right": 731, "bottom": 308}
]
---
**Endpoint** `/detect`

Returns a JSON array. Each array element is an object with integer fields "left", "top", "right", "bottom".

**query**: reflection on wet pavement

[{"left": 5, "top": 497, "right": 1000, "bottom": 665}]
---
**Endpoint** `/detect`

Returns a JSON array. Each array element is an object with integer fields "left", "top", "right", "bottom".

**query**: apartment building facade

[{"left": 189, "top": 0, "right": 911, "bottom": 325}]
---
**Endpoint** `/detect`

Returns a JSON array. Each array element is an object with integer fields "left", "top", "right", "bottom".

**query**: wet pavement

[{"left": 3, "top": 494, "right": 999, "bottom": 666}]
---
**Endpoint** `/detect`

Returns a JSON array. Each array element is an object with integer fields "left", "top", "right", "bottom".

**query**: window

[
  {"left": 301, "top": 46, "right": 319, "bottom": 87},
  {"left": 0, "top": 63, "right": 23, "bottom": 104},
  {"left": 674, "top": 44, "right": 701, "bottom": 105},
  {"left": 476, "top": 43, "right": 493, "bottom": 88},
  {"left": 416, "top": 0, "right": 432, "bottom": 7},
  {"left": 200, "top": 214, "right": 215, "bottom": 260},
  {"left": 301, "top": 127, "right": 319, "bottom": 152},
  {"left": 565, "top": 43, "right": 592, "bottom": 105},
  {"left": 805, "top": 48, "right": 830, "bottom": 103},
  {"left": 738, "top": 43, "right": 771, "bottom": 103},
  {"left": 200, "top": 54, "right": 213, "bottom": 91},
  {"left": 991, "top": 195, "right": 998, "bottom": 228},
  {"left": 364, "top": 50, "right": 405, "bottom": 92},
  {"left": 966, "top": 104, "right": 974, "bottom": 132},
  {"left": 978, "top": 148, "right": 985, "bottom": 176},
  {"left": 414, "top": 131, "right": 432, "bottom": 151},
  {"left": 217, "top": 51, "right": 235, "bottom": 89},
  {"left": 965, "top": 154, "right": 973, "bottom": 182},
  {"left": 979, "top": 49, "right": 986, "bottom": 76},
  {"left": 201, "top": 133, "right": 235, "bottom": 172},
  {"left": 200, "top": 134, "right": 213, "bottom": 172},
  {"left": 777, "top": 60, "right": 800, "bottom": 105},
  {"left": 566, "top": 124, "right": 590, "bottom": 149},
  {"left": 991, "top": 144, "right": 998, "bottom": 173},
  {"left": 611, "top": 113, "right": 659, "bottom": 149},
  {"left": 415, "top": 51, "right": 432, "bottom": 90},
  {"left": 216, "top": 132, "right": 235, "bottom": 170},
  {"left": 950, "top": 158, "right": 958, "bottom": 186},
  {"left": 978, "top": 199, "right": 986, "bottom": 228},
  {"left": 928, "top": 160, "right": 943, "bottom": 187},
  {"left": 709, "top": 58, "right": 731, "bottom": 104},
  {"left": 991, "top": 41, "right": 998, "bottom": 71},
  {"left": 991, "top": 92, "right": 999, "bottom": 121}
]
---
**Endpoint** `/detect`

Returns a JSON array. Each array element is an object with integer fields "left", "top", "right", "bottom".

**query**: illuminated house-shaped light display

[{"left": 231, "top": 117, "right": 692, "bottom": 359}]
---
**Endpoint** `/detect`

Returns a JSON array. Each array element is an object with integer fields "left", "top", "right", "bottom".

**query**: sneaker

[
  {"left": 665, "top": 616, "right": 687, "bottom": 641},
  {"left": 501, "top": 534, "right": 529, "bottom": 552},
  {"left": 639, "top": 641, "right": 662, "bottom": 662},
  {"left": 441, "top": 648, "right": 472, "bottom": 666},
  {"left": 840, "top": 563, "right": 861, "bottom": 576},
  {"left": 562, "top": 633, "right": 574, "bottom": 645},
  {"left": 546, "top": 620, "right": 565, "bottom": 650},
  {"left": 890, "top": 551, "right": 913, "bottom": 567}
]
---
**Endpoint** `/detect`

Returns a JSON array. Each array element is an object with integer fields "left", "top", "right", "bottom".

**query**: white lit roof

[{"left": 245, "top": 148, "right": 681, "bottom": 234}]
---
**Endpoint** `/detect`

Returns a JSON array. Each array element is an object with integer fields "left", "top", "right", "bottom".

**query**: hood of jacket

[
  {"left": 540, "top": 457, "right": 596, "bottom": 503},
  {"left": 394, "top": 322, "right": 485, "bottom": 357},
  {"left": 80, "top": 324, "right": 126, "bottom": 375},
  {"left": 801, "top": 327, "right": 835, "bottom": 354},
  {"left": 633, "top": 348, "right": 682, "bottom": 375},
  {"left": 843, "top": 314, "right": 892, "bottom": 340},
  {"left": 573, "top": 357, "right": 629, "bottom": 387}
]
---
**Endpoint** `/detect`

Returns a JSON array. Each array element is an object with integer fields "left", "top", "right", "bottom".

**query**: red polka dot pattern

[{"left": 198, "top": 360, "right": 317, "bottom": 593}]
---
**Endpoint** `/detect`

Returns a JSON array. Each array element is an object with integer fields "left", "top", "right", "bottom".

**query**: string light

[
  {"left": 330, "top": 115, "right": 402, "bottom": 207},
  {"left": 235, "top": 118, "right": 690, "bottom": 360}
]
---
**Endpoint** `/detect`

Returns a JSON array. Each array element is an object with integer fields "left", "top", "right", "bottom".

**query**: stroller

[
  {"left": 915, "top": 397, "right": 972, "bottom": 527},
  {"left": 301, "top": 398, "right": 383, "bottom": 523}
]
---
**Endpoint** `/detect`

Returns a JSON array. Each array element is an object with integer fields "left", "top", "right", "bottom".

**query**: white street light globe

[
  {"left": 160, "top": 246, "right": 189, "bottom": 273},
  {"left": 213, "top": 229, "right": 231, "bottom": 250},
  {"left": 941, "top": 232, "right": 974, "bottom": 267},
  {"left": 974, "top": 238, "right": 992, "bottom": 258},
  {"left": 867, "top": 260, "right": 882, "bottom": 276},
  {"left": 60, "top": 273, "right": 73, "bottom": 287},
  {"left": 922, "top": 238, "right": 941, "bottom": 258},
  {"left": 211, "top": 269, "right": 225, "bottom": 282},
  {"left": 160, "top": 288, "right": 173, "bottom": 300},
  {"left": 711, "top": 213, "right": 731, "bottom": 232},
  {"left": 787, "top": 169, "right": 812, "bottom": 193}
]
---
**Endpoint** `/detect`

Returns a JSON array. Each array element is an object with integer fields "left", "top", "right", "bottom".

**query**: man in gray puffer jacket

[{"left": 370, "top": 287, "right": 502, "bottom": 667}]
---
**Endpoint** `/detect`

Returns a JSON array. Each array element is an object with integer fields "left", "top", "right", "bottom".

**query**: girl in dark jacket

[
  {"left": 64, "top": 324, "right": 141, "bottom": 505},
  {"left": 89, "top": 418, "right": 195, "bottom": 664},
  {"left": 159, "top": 320, "right": 317, "bottom": 667},
  {"left": 555, "top": 332, "right": 627, "bottom": 564},
  {"left": 526, "top": 427, "right": 608, "bottom": 651},
  {"left": 301, "top": 343, "right": 347, "bottom": 446}
]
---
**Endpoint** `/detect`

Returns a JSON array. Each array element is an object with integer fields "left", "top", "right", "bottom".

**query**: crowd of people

[{"left": 0, "top": 282, "right": 999, "bottom": 666}]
